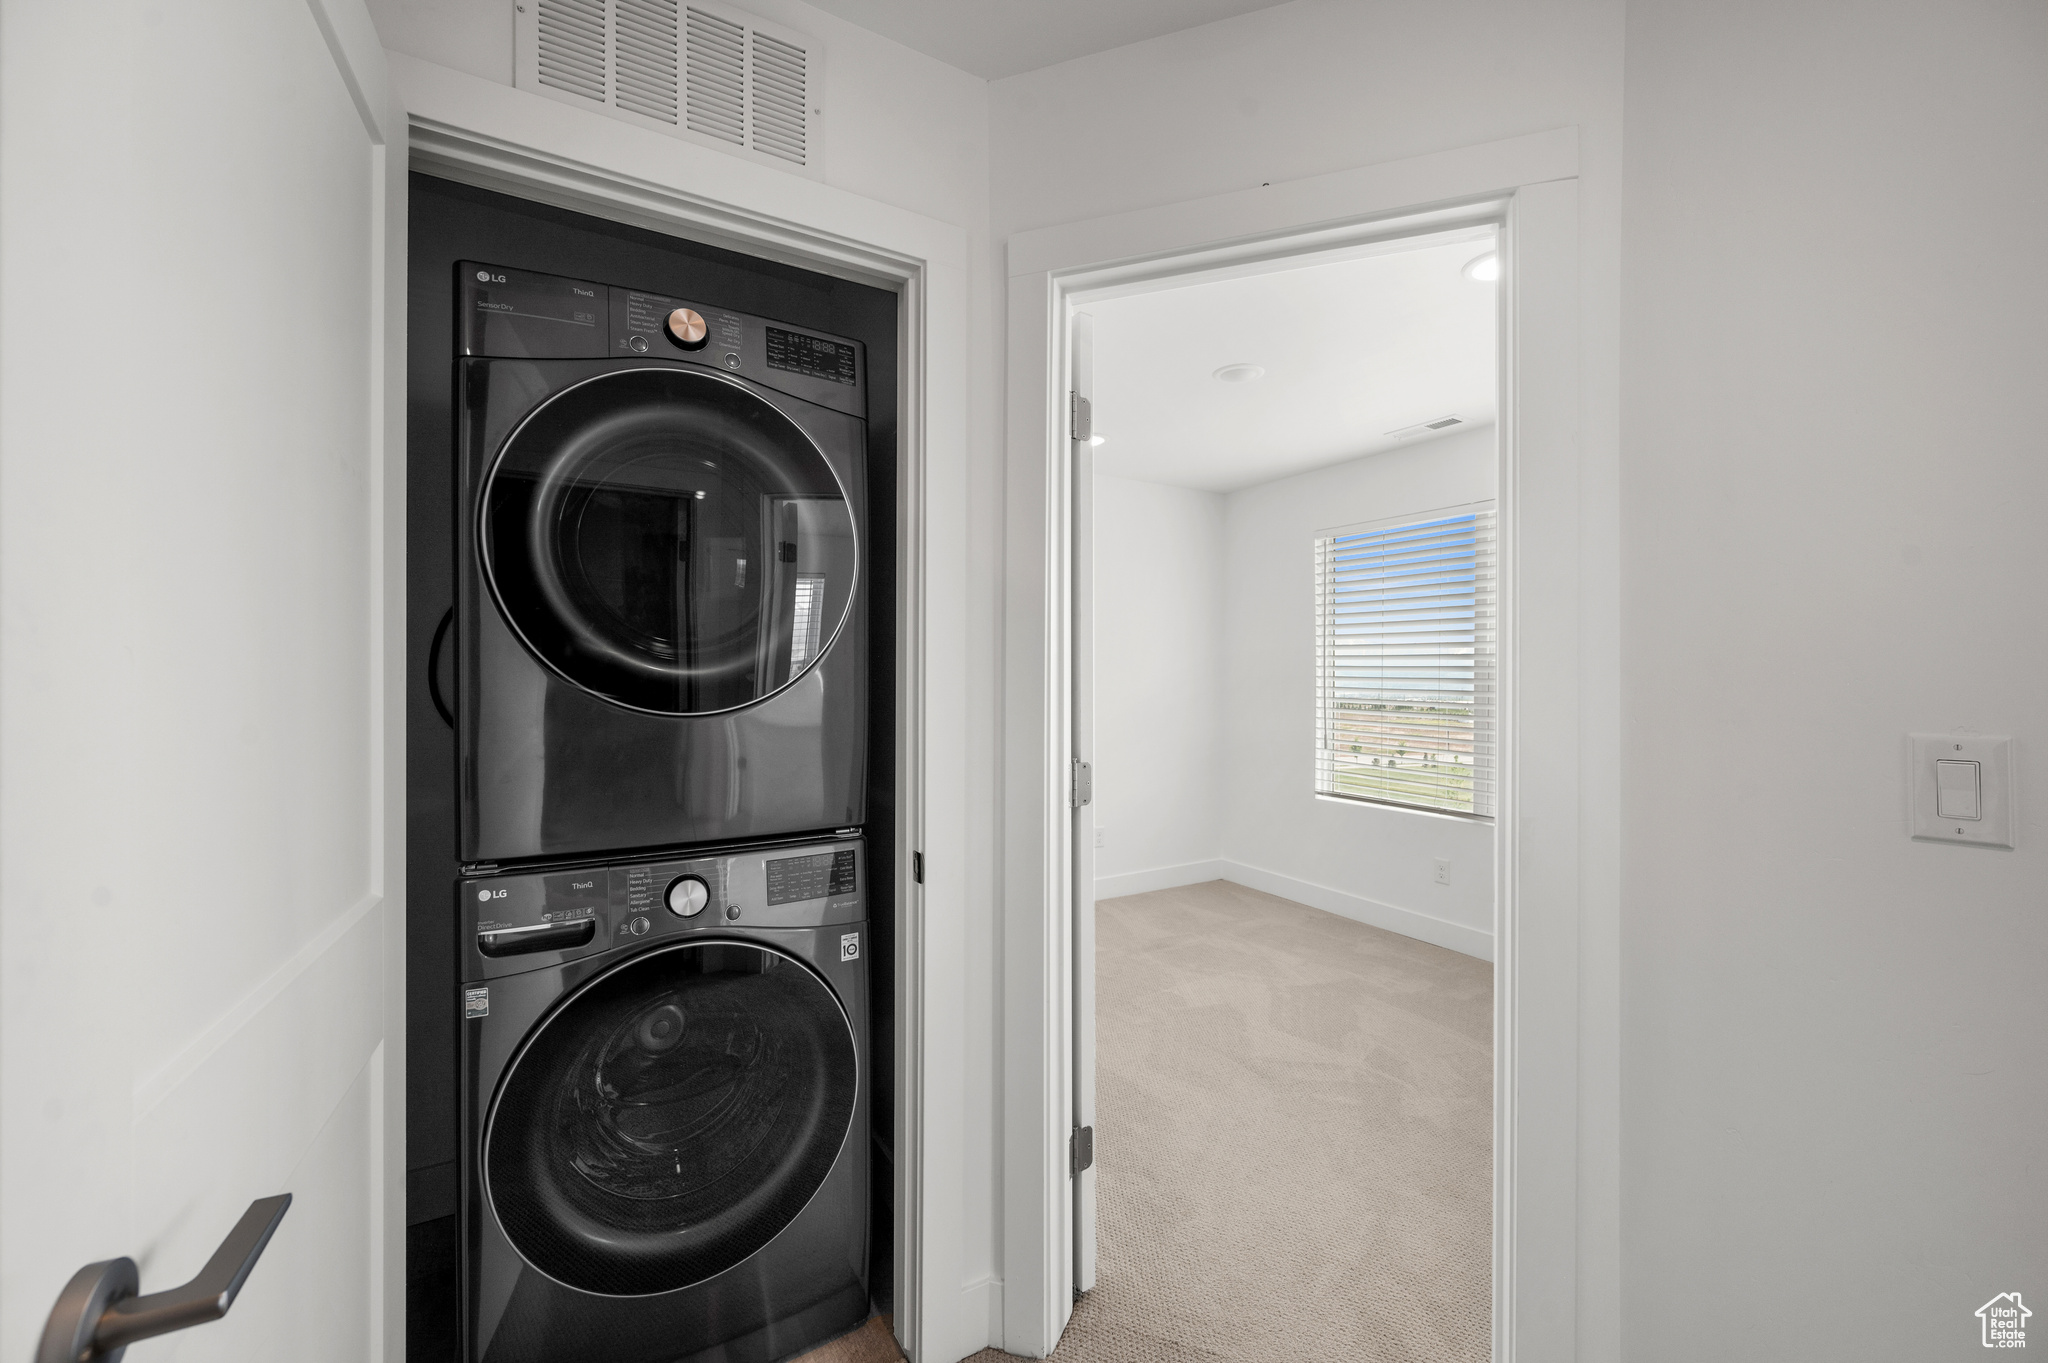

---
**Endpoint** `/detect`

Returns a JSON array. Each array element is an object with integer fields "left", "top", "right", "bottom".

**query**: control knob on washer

[
  {"left": 664, "top": 307, "right": 709, "bottom": 350},
  {"left": 666, "top": 875, "right": 710, "bottom": 917}
]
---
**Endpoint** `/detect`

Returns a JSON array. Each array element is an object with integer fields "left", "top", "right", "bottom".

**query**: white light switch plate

[{"left": 1909, "top": 733, "right": 2014, "bottom": 847}]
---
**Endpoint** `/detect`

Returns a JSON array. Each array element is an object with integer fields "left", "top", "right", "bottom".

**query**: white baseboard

[
  {"left": 1094, "top": 859, "right": 1226, "bottom": 900},
  {"left": 1219, "top": 859, "right": 1494, "bottom": 961},
  {"left": 962, "top": 1274, "right": 1003, "bottom": 1353}
]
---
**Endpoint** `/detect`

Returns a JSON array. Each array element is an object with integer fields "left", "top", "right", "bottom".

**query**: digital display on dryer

[
  {"left": 766, "top": 326, "right": 857, "bottom": 386},
  {"left": 765, "top": 849, "right": 858, "bottom": 905}
]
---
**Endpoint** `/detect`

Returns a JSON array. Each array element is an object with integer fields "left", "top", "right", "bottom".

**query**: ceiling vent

[
  {"left": 518, "top": 0, "right": 822, "bottom": 177},
  {"left": 1385, "top": 415, "right": 1467, "bottom": 440}
]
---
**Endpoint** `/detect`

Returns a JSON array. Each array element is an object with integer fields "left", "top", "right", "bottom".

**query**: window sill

[{"left": 1313, "top": 792, "right": 1495, "bottom": 824}]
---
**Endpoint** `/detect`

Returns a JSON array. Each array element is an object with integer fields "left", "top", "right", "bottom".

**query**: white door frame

[
  {"left": 383, "top": 55, "right": 976, "bottom": 1363},
  {"left": 1001, "top": 127, "right": 1618, "bottom": 1361}
]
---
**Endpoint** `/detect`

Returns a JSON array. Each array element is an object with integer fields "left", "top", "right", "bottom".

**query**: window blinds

[{"left": 1315, "top": 503, "right": 1497, "bottom": 817}]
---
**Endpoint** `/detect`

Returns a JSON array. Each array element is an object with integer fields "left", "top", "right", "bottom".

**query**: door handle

[
  {"left": 37, "top": 1193, "right": 291, "bottom": 1363},
  {"left": 428, "top": 605, "right": 456, "bottom": 729}
]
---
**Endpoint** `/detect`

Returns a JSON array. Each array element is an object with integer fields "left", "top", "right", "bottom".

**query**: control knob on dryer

[
  {"left": 664, "top": 308, "right": 709, "bottom": 350},
  {"left": 666, "top": 875, "right": 710, "bottom": 917}
]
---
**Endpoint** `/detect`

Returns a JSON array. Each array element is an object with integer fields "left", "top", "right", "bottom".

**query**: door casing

[
  {"left": 1001, "top": 128, "right": 1619, "bottom": 1362},
  {"left": 387, "top": 54, "right": 976, "bottom": 1363}
]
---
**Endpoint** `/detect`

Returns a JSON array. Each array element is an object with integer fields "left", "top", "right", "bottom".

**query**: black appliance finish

[
  {"left": 458, "top": 262, "right": 869, "bottom": 866},
  {"left": 462, "top": 837, "right": 869, "bottom": 1363},
  {"left": 408, "top": 179, "right": 901, "bottom": 1363}
]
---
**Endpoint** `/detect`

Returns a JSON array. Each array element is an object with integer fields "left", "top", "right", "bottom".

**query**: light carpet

[{"left": 801, "top": 879, "right": 1494, "bottom": 1363}]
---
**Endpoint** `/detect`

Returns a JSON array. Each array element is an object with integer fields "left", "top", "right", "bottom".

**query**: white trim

[
  {"left": 1005, "top": 128, "right": 1576, "bottom": 281},
  {"left": 305, "top": 12, "right": 409, "bottom": 1359},
  {"left": 1093, "top": 861, "right": 1493, "bottom": 960},
  {"left": 305, "top": 0, "right": 397, "bottom": 142},
  {"left": 963, "top": 1274, "right": 1005, "bottom": 1351},
  {"left": 1003, "top": 130, "right": 1614, "bottom": 1362},
  {"left": 1092, "top": 861, "right": 1227, "bottom": 901},
  {"left": 1218, "top": 862, "right": 1493, "bottom": 962},
  {"left": 387, "top": 53, "right": 971, "bottom": 1362}
]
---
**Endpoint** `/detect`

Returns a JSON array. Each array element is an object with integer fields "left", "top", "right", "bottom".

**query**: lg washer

[
  {"left": 449, "top": 262, "right": 869, "bottom": 864},
  {"left": 460, "top": 836, "right": 869, "bottom": 1363}
]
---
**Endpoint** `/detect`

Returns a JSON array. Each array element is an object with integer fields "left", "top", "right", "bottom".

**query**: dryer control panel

[
  {"left": 456, "top": 260, "right": 865, "bottom": 420},
  {"left": 462, "top": 836, "right": 863, "bottom": 982}
]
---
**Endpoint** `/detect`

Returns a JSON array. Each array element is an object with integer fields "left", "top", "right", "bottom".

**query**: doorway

[
  {"left": 1067, "top": 228, "right": 1501, "bottom": 1359},
  {"left": 1000, "top": 134, "right": 1602, "bottom": 1363}
]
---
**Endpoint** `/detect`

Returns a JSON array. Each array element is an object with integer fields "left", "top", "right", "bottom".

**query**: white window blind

[
  {"left": 1315, "top": 503, "right": 1496, "bottom": 817},
  {"left": 787, "top": 573, "right": 826, "bottom": 679}
]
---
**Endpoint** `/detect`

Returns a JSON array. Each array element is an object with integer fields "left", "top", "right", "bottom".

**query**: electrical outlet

[{"left": 1433, "top": 858, "right": 1451, "bottom": 886}]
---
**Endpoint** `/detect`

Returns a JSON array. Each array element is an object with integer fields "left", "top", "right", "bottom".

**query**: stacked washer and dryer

[{"left": 440, "top": 260, "right": 876, "bottom": 1363}]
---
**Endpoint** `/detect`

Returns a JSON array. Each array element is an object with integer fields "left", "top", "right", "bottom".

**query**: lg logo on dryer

[{"left": 476, "top": 270, "right": 506, "bottom": 283}]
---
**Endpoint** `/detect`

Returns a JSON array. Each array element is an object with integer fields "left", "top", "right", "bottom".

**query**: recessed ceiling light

[
  {"left": 1463, "top": 252, "right": 1500, "bottom": 283},
  {"left": 1212, "top": 363, "right": 1266, "bottom": 383},
  {"left": 1088, "top": 434, "right": 1106, "bottom": 447}
]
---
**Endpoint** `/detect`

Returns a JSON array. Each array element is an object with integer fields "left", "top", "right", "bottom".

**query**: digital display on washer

[
  {"left": 765, "top": 849, "right": 858, "bottom": 905},
  {"left": 766, "top": 326, "right": 857, "bottom": 387}
]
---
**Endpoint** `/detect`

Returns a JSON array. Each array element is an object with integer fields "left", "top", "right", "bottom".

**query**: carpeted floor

[{"left": 803, "top": 879, "right": 1494, "bottom": 1363}]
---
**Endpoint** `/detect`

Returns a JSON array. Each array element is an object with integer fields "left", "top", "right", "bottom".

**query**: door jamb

[
  {"left": 1001, "top": 128, "right": 1612, "bottom": 1362},
  {"left": 384, "top": 56, "right": 974, "bottom": 1363}
]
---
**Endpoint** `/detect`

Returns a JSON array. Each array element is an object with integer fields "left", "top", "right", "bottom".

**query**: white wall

[
  {"left": 1621, "top": 3, "right": 2048, "bottom": 1357},
  {"left": 1093, "top": 430, "right": 1498, "bottom": 962},
  {"left": 1222, "top": 426, "right": 1497, "bottom": 958},
  {"left": 365, "top": 0, "right": 989, "bottom": 230},
  {"left": 1091, "top": 475, "right": 1227, "bottom": 893}
]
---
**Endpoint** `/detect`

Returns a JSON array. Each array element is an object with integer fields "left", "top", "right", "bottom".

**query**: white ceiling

[
  {"left": 799, "top": 0, "right": 1295, "bottom": 79},
  {"left": 1088, "top": 235, "right": 1499, "bottom": 494}
]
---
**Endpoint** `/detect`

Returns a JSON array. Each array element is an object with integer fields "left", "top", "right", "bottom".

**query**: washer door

[
  {"left": 483, "top": 367, "right": 857, "bottom": 715},
  {"left": 485, "top": 941, "right": 858, "bottom": 1297}
]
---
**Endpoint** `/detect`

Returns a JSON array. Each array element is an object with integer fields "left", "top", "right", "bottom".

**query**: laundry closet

[{"left": 404, "top": 175, "right": 899, "bottom": 1363}]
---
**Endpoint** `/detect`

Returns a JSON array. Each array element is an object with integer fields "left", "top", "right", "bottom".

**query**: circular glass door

[
  {"left": 483, "top": 368, "right": 858, "bottom": 715},
  {"left": 485, "top": 940, "right": 858, "bottom": 1297}
]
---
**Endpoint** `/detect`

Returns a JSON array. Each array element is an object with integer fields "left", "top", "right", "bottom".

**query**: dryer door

[
  {"left": 483, "top": 367, "right": 858, "bottom": 716},
  {"left": 485, "top": 940, "right": 858, "bottom": 1297}
]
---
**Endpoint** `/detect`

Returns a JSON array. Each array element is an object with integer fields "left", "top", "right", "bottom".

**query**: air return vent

[
  {"left": 1385, "top": 414, "right": 1468, "bottom": 440},
  {"left": 518, "top": 0, "right": 821, "bottom": 176}
]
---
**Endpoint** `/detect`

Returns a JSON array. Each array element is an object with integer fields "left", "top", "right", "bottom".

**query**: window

[
  {"left": 1315, "top": 503, "right": 1496, "bottom": 817},
  {"left": 787, "top": 573, "right": 827, "bottom": 679}
]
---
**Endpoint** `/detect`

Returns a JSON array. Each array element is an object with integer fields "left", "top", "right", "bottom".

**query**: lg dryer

[{"left": 453, "top": 263, "right": 868, "bottom": 864}]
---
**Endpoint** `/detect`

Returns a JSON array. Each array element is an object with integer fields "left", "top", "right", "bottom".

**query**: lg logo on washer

[{"left": 477, "top": 888, "right": 506, "bottom": 902}]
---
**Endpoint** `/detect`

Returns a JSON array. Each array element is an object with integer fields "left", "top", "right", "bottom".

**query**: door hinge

[
  {"left": 1070, "top": 758, "right": 1092, "bottom": 808},
  {"left": 1070, "top": 1125, "right": 1094, "bottom": 1176},
  {"left": 1069, "top": 390, "right": 1092, "bottom": 444}
]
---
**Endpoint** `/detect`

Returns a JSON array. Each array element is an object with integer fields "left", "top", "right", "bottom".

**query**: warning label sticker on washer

[
  {"left": 840, "top": 932, "right": 861, "bottom": 963},
  {"left": 464, "top": 986, "right": 489, "bottom": 1019}
]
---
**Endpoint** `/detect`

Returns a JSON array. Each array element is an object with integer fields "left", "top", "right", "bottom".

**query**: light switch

[
  {"left": 1909, "top": 734, "right": 2014, "bottom": 847},
  {"left": 1935, "top": 760, "right": 1981, "bottom": 820}
]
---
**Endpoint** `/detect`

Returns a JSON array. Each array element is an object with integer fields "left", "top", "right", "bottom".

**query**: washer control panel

[{"left": 463, "top": 837, "right": 863, "bottom": 981}]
